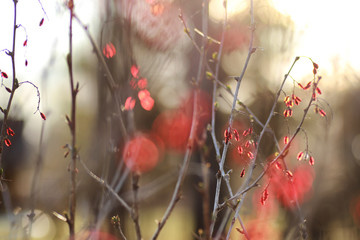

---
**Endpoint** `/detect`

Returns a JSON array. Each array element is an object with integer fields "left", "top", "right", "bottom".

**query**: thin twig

[
  {"left": 18, "top": 81, "right": 41, "bottom": 114},
  {"left": 131, "top": 173, "right": 142, "bottom": 240},
  {"left": 209, "top": 0, "right": 228, "bottom": 235},
  {"left": 36, "top": 0, "right": 49, "bottom": 20},
  {"left": 228, "top": 57, "right": 301, "bottom": 202},
  {"left": 200, "top": 157, "right": 211, "bottom": 240},
  {"left": 27, "top": 120, "right": 46, "bottom": 239},
  {"left": 225, "top": 59, "right": 321, "bottom": 240},
  {"left": 0, "top": 0, "right": 19, "bottom": 190},
  {"left": 73, "top": 15, "right": 128, "bottom": 140},
  {"left": 66, "top": 1, "right": 77, "bottom": 236},
  {"left": 79, "top": 158, "right": 132, "bottom": 212},
  {"left": 151, "top": 1, "right": 209, "bottom": 239},
  {"left": 111, "top": 215, "right": 128, "bottom": 240},
  {"left": 224, "top": 56, "right": 299, "bottom": 238},
  {"left": 210, "top": 0, "right": 255, "bottom": 238}
]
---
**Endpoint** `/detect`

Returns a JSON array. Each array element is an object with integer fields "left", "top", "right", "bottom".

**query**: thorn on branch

[
  {"left": 66, "top": 54, "right": 71, "bottom": 68},
  {"left": 5, "top": 50, "right": 12, "bottom": 57},
  {"left": 27, "top": 212, "right": 35, "bottom": 222},
  {"left": 74, "top": 82, "right": 79, "bottom": 94},
  {"left": 65, "top": 115, "right": 72, "bottom": 126},
  {"left": 216, "top": 170, "right": 221, "bottom": 179},
  {"left": 14, "top": 78, "right": 19, "bottom": 89}
]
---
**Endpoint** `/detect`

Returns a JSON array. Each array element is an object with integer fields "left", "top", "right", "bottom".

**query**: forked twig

[
  {"left": 0, "top": 0, "right": 19, "bottom": 187},
  {"left": 65, "top": 1, "right": 77, "bottom": 236},
  {"left": 151, "top": 1, "right": 209, "bottom": 239},
  {"left": 211, "top": 1, "right": 255, "bottom": 238},
  {"left": 73, "top": 14, "right": 128, "bottom": 140},
  {"left": 79, "top": 158, "right": 132, "bottom": 212}
]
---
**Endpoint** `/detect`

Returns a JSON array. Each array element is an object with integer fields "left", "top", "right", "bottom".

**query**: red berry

[{"left": 40, "top": 112, "right": 46, "bottom": 120}]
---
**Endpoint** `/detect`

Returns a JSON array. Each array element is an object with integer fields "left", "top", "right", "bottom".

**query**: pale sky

[{"left": 0, "top": 0, "right": 359, "bottom": 147}]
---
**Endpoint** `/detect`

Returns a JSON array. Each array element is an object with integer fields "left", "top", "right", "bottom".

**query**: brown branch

[
  {"left": 73, "top": 15, "right": 128, "bottom": 140},
  {"left": 131, "top": 173, "right": 142, "bottom": 240},
  {"left": 200, "top": 159, "right": 211, "bottom": 240},
  {"left": 27, "top": 121, "right": 46, "bottom": 238},
  {"left": 211, "top": 0, "right": 256, "bottom": 238},
  {"left": 224, "top": 55, "right": 299, "bottom": 239},
  {"left": 0, "top": 0, "right": 19, "bottom": 190},
  {"left": 209, "top": 0, "right": 229, "bottom": 235},
  {"left": 111, "top": 215, "right": 128, "bottom": 240},
  {"left": 151, "top": 1, "right": 209, "bottom": 239},
  {"left": 79, "top": 158, "right": 131, "bottom": 212},
  {"left": 225, "top": 58, "right": 320, "bottom": 240},
  {"left": 66, "top": 0, "right": 77, "bottom": 237}
]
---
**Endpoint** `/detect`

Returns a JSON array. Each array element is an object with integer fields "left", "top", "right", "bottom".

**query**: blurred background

[{"left": 0, "top": 0, "right": 360, "bottom": 239}]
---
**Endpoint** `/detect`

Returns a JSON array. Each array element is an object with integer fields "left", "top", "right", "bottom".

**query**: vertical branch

[
  {"left": 226, "top": 71, "right": 321, "bottom": 239},
  {"left": 0, "top": 0, "right": 19, "bottom": 188},
  {"left": 73, "top": 15, "right": 128, "bottom": 140},
  {"left": 223, "top": 56, "right": 317, "bottom": 240},
  {"left": 151, "top": 1, "right": 209, "bottom": 239},
  {"left": 209, "top": 0, "right": 228, "bottom": 235},
  {"left": 111, "top": 215, "right": 128, "bottom": 240},
  {"left": 131, "top": 173, "right": 142, "bottom": 240},
  {"left": 200, "top": 158, "right": 211, "bottom": 240},
  {"left": 66, "top": 0, "right": 77, "bottom": 237},
  {"left": 27, "top": 121, "right": 46, "bottom": 238},
  {"left": 210, "top": 0, "right": 255, "bottom": 238}
]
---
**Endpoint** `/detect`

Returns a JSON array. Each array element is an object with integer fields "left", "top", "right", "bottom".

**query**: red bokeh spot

[
  {"left": 75, "top": 230, "right": 118, "bottom": 240},
  {"left": 267, "top": 163, "right": 315, "bottom": 208},
  {"left": 350, "top": 195, "right": 360, "bottom": 226},
  {"left": 125, "top": 0, "right": 185, "bottom": 50},
  {"left": 140, "top": 95, "right": 154, "bottom": 111},
  {"left": 152, "top": 110, "right": 192, "bottom": 152},
  {"left": 151, "top": 90, "right": 211, "bottom": 152},
  {"left": 124, "top": 96, "right": 136, "bottom": 110},
  {"left": 222, "top": 24, "right": 249, "bottom": 53},
  {"left": 180, "top": 90, "right": 211, "bottom": 135},
  {"left": 138, "top": 90, "right": 154, "bottom": 111},
  {"left": 252, "top": 186, "right": 279, "bottom": 218},
  {"left": 242, "top": 219, "right": 277, "bottom": 240},
  {"left": 131, "top": 65, "right": 139, "bottom": 78},
  {"left": 150, "top": 2, "right": 165, "bottom": 16},
  {"left": 138, "top": 89, "right": 150, "bottom": 100},
  {"left": 137, "top": 78, "right": 148, "bottom": 89},
  {"left": 122, "top": 134, "right": 159, "bottom": 174},
  {"left": 103, "top": 43, "right": 116, "bottom": 59}
]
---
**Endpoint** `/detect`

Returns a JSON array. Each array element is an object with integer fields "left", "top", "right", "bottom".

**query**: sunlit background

[{"left": 0, "top": 0, "right": 360, "bottom": 239}]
